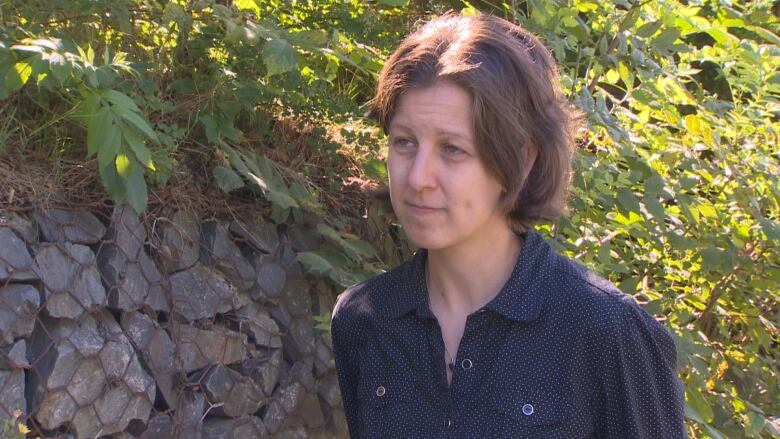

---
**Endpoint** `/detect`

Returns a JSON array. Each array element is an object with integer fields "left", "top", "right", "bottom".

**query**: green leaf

[
  {"left": 119, "top": 110, "right": 158, "bottom": 143},
  {"left": 120, "top": 124, "right": 154, "bottom": 170},
  {"left": 100, "top": 162, "right": 126, "bottom": 204},
  {"left": 97, "top": 125, "right": 121, "bottom": 171},
  {"left": 213, "top": 166, "right": 245, "bottom": 192},
  {"left": 685, "top": 387, "right": 714, "bottom": 424},
  {"left": 126, "top": 164, "right": 148, "bottom": 213},
  {"left": 297, "top": 252, "right": 333, "bottom": 276},
  {"left": 87, "top": 106, "right": 118, "bottom": 158},
  {"left": 362, "top": 158, "right": 388, "bottom": 181},
  {"left": 378, "top": 0, "right": 409, "bottom": 6},
  {"left": 4, "top": 61, "right": 33, "bottom": 91},
  {"left": 262, "top": 38, "right": 298, "bottom": 76},
  {"left": 759, "top": 218, "right": 780, "bottom": 241},
  {"left": 102, "top": 89, "right": 142, "bottom": 114}
]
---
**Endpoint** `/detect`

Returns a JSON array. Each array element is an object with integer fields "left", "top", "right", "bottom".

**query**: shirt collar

[{"left": 384, "top": 228, "right": 552, "bottom": 323}]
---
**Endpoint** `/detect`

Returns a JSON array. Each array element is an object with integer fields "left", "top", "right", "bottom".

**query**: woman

[{"left": 331, "top": 13, "right": 685, "bottom": 438}]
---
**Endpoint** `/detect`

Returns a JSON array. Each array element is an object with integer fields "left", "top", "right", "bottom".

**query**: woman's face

[{"left": 387, "top": 80, "right": 508, "bottom": 252}]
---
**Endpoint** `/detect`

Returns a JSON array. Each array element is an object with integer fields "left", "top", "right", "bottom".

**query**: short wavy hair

[{"left": 370, "top": 13, "right": 581, "bottom": 230}]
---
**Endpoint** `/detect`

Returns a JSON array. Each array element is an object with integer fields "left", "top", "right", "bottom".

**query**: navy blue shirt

[{"left": 331, "top": 229, "right": 686, "bottom": 438}]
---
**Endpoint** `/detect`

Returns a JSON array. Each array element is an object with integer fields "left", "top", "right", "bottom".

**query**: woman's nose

[{"left": 407, "top": 146, "right": 437, "bottom": 191}]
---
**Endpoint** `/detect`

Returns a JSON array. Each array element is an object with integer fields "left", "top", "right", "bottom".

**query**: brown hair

[{"left": 370, "top": 13, "right": 581, "bottom": 230}]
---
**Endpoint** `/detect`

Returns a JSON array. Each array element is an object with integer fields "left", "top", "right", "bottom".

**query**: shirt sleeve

[
  {"left": 331, "top": 291, "right": 362, "bottom": 438},
  {"left": 597, "top": 299, "right": 687, "bottom": 438}
]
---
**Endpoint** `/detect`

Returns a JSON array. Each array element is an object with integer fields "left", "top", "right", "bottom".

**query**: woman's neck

[{"left": 426, "top": 224, "right": 523, "bottom": 316}]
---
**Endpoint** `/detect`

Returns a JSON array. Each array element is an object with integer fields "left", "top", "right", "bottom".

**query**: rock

[
  {"left": 236, "top": 303, "right": 282, "bottom": 348},
  {"left": 34, "top": 209, "right": 105, "bottom": 244},
  {"left": 34, "top": 243, "right": 106, "bottom": 319},
  {"left": 318, "top": 374, "right": 342, "bottom": 409},
  {"left": 202, "top": 365, "right": 266, "bottom": 417},
  {"left": 28, "top": 311, "right": 155, "bottom": 438},
  {"left": 241, "top": 347, "right": 282, "bottom": 397},
  {"left": 200, "top": 222, "right": 255, "bottom": 290},
  {"left": 0, "top": 284, "right": 40, "bottom": 345},
  {"left": 143, "top": 412, "right": 175, "bottom": 438},
  {"left": 98, "top": 244, "right": 169, "bottom": 312},
  {"left": 107, "top": 203, "right": 146, "bottom": 260},
  {"left": 0, "top": 228, "right": 38, "bottom": 282},
  {"left": 314, "top": 337, "right": 335, "bottom": 376},
  {"left": 230, "top": 220, "right": 280, "bottom": 254},
  {"left": 161, "top": 210, "right": 201, "bottom": 273},
  {"left": 300, "top": 393, "right": 325, "bottom": 429},
  {"left": 278, "top": 381, "right": 306, "bottom": 415},
  {"left": 262, "top": 400, "right": 286, "bottom": 435},
  {"left": 202, "top": 416, "right": 267, "bottom": 439},
  {"left": 120, "top": 312, "right": 179, "bottom": 408},
  {"left": 275, "top": 426, "right": 307, "bottom": 439},
  {"left": 170, "top": 263, "right": 247, "bottom": 321},
  {"left": 0, "top": 369, "right": 25, "bottom": 420},
  {"left": 173, "top": 323, "right": 247, "bottom": 373},
  {"left": 173, "top": 389, "right": 205, "bottom": 439},
  {"left": 250, "top": 255, "right": 286, "bottom": 302},
  {"left": 279, "top": 244, "right": 303, "bottom": 275},
  {"left": 0, "top": 210, "right": 37, "bottom": 243},
  {"left": 0, "top": 340, "right": 28, "bottom": 370},
  {"left": 285, "top": 223, "right": 320, "bottom": 253},
  {"left": 285, "top": 317, "right": 316, "bottom": 358},
  {"left": 280, "top": 275, "right": 311, "bottom": 317}
]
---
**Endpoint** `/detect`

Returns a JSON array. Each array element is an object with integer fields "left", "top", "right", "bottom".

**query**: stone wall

[{"left": 0, "top": 205, "right": 347, "bottom": 438}]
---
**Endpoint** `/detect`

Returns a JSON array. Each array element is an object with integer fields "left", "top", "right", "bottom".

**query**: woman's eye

[
  {"left": 391, "top": 138, "right": 414, "bottom": 150},
  {"left": 443, "top": 144, "right": 464, "bottom": 156}
]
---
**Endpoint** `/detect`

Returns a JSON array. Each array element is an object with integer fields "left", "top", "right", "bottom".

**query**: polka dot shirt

[{"left": 331, "top": 228, "right": 686, "bottom": 438}]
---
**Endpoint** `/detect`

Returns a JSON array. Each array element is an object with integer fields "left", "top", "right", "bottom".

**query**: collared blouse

[{"left": 331, "top": 229, "right": 686, "bottom": 438}]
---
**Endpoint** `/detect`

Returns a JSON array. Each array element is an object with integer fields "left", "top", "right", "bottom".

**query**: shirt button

[
  {"left": 461, "top": 358, "right": 473, "bottom": 370},
  {"left": 376, "top": 386, "right": 386, "bottom": 397},
  {"left": 522, "top": 403, "right": 534, "bottom": 416},
  {"left": 445, "top": 418, "right": 452, "bottom": 428}
]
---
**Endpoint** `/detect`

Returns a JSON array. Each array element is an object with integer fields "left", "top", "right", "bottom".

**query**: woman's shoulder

[
  {"left": 549, "top": 252, "right": 676, "bottom": 354},
  {"left": 331, "top": 254, "right": 417, "bottom": 328}
]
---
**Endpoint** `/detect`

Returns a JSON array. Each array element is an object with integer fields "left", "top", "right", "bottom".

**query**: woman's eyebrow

[{"left": 389, "top": 123, "right": 472, "bottom": 142}]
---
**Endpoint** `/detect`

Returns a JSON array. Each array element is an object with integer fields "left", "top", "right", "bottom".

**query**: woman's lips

[{"left": 406, "top": 202, "right": 442, "bottom": 216}]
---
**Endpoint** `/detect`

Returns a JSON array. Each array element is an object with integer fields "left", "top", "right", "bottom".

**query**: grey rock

[
  {"left": 278, "top": 380, "right": 306, "bottom": 415},
  {"left": 173, "top": 323, "right": 247, "bottom": 373},
  {"left": 286, "top": 317, "right": 316, "bottom": 358},
  {"left": 0, "top": 369, "right": 24, "bottom": 425},
  {"left": 314, "top": 337, "right": 335, "bottom": 376},
  {"left": 98, "top": 244, "right": 169, "bottom": 312},
  {"left": 107, "top": 203, "right": 146, "bottom": 260},
  {"left": 0, "top": 228, "right": 37, "bottom": 281},
  {"left": 251, "top": 255, "right": 286, "bottom": 301},
  {"left": 120, "top": 312, "right": 179, "bottom": 408},
  {"left": 279, "top": 244, "right": 303, "bottom": 275},
  {"left": 170, "top": 263, "right": 249, "bottom": 321},
  {"left": 202, "top": 365, "right": 267, "bottom": 417},
  {"left": 262, "top": 400, "right": 286, "bottom": 435},
  {"left": 143, "top": 412, "right": 175, "bottom": 439},
  {"left": 318, "top": 374, "right": 341, "bottom": 409},
  {"left": 237, "top": 303, "right": 282, "bottom": 348},
  {"left": 203, "top": 416, "right": 267, "bottom": 439},
  {"left": 34, "top": 243, "right": 106, "bottom": 319},
  {"left": 280, "top": 275, "right": 311, "bottom": 317},
  {"left": 0, "top": 340, "right": 28, "bottom": 370},
  {"left": 173, "top": 389, "right": 205, "bottom": 439},
  {"left": 230, "top": 220, "right": 280, "bottom": 254},
  {"left": 0, "top": 284, "right": 40, "bottom": 345},
  {"left": 241, "top": 347, "right": 282, "bottom": 397},
  {"left": 162, "top": 210, "right": 201, "bottom": 273},
  {"left": 300, "top": 393, "right": 325, "bottom": 429},
  {"left": 201, "top": 222, "right": 255, "bottom": 291},
  {"left": 34, "top": 209, "right": 106, "bottom": 244},
  {"left": 0, "top": 210, "right": 37, "bottom": 243},
  {"left": 285, "top": 224, "right": 320, "bottom": 253},
  {"left": 28, "top": 311, "right": 155, "bottom": 438},
  {"left": 275, "top": 426, "right": 307, "bottom": 439}
]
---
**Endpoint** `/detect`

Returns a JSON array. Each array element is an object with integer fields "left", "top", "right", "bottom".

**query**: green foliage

[{"left": 1, "top": 0, "right": 778, "bottom": 437}]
